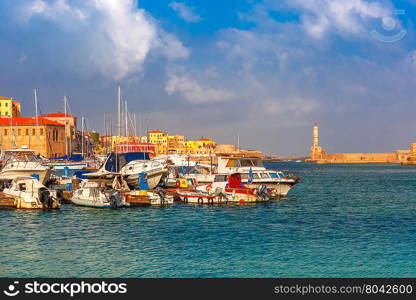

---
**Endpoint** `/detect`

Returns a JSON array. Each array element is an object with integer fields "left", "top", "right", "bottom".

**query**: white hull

[
  {"left": 125, "top": 170, "right": 166, "bottom": 189},
  {"left": 71, "top": 197, "right": 128, "bottom": 208},
  {"left": 244, "top": 182, "right": 294, "bottom": 197},
  {"left": 0, "top": 168, "right": 53, "bottom": 185}
]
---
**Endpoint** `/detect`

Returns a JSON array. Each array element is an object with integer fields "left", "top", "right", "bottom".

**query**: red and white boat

[{"left": 176, "top": 173, "right": 271, "bottom": 204}]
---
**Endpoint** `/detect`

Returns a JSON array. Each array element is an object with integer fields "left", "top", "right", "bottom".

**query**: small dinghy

[
  {"left": 1, "top": 177, "right": 60, "bottom": 209},
  {"left": 71, "top": 180, "right": 129, "bottom": 208}
]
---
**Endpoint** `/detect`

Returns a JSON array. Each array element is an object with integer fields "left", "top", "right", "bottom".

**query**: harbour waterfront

[{"left": 0, "top": 162, "right": 415, "bottom": 278}]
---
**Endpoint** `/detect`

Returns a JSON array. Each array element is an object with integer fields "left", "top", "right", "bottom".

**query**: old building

[
  {"left": 42, "top": 112, "right": 77, "bottom": 154},
  {"left": 0, "top": 117, "right": 65, "bottom": 158},
  {"left": 0, "top": 96, "right": 21, "bottom": 118}
]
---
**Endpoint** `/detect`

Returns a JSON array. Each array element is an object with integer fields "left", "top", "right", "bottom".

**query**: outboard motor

[
  {"left": 156, "top": 187, "right": 166, "bottom": 203},
  {"left": 256, "top": 185, "right": 271, "bottom": 201},
  {"left": 109, "top": 192, "right": 120, "bottom": 208},
  {"left": 38, "top": 187, "right": 52, "bottom": 208}
]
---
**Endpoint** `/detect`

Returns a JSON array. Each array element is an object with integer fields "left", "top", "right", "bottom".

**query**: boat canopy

[{"left": 104, "top": 152, "right": 150, "bottom": 173}]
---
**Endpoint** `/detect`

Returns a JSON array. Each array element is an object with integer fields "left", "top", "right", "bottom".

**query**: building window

[
  {"left": 18, "top": 129, "right": 21, "bottom": 136},
  {"left": 40, "top": 128, "right": 43, "bottom": 135},
  {"left": 26, "top": 129, "right": 29, "bottom": 135},
  {"left": 4, "top": 129, "right": 7, "bottom": 136},
  {"left": 32, "top": 129, "right": 36, "bottom": 135}
]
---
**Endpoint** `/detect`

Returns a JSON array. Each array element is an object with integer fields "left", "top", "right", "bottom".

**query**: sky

[{"left": 1, "top": 0, "right": 416, "bottom": 156}]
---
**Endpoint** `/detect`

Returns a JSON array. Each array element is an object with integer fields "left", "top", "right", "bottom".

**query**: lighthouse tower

[{"left": 309, "top": 122, "right": 325, "bottom": 161}]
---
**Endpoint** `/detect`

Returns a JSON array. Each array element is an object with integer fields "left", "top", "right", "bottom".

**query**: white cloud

[
  {"left": 169, "top": 2, "right": 202, "bottom": 23},
  {"left": 23, "top": 0, "right": 86, "bottom": 21},
  {"left": 166, "top": 72, "right": 236, "bottom": 103},
  {"left": 21, "top": 0, "right": 189, "bottom": 80},
  {"left": 288, "top": 0, "right": 392, "bottom": 39}
]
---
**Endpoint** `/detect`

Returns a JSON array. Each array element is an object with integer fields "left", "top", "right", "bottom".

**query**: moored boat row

[{"left": 0, "top": 150, "right": 300, "bottom": 210}]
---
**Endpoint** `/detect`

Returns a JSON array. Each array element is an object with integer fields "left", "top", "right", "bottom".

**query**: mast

[
  {"left": 81, "top": 116, "right": 84, "bottom": 158},
  {"left": 34, "top": 89, "right": 40, "bottom": 147},
  {"left": 125, "top": 101, "right": 128, "bottom": 152},
  {"left": 64, "top": 95, "right": 68, "bottom": 157},
  {"left": 117, "top": 85, "right": 121, "bottom": 139}
]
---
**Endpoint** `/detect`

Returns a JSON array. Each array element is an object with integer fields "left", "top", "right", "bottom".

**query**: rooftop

[
  {"left": 0, "top": 117, "right": 64, "bottom": 126},
  {"left": 42, "top": 112, "right": 76, "bottom": 119}
]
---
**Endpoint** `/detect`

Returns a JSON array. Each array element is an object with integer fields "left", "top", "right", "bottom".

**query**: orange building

[{"left": 0, "top": 117, "right": 65, "bottom": 158}]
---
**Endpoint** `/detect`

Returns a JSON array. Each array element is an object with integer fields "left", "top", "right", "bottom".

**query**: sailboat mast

[
  {"left": 117, "top": 85, "right": 121, "bottom": 139},
  {"left": 64, "top": 96, "right": 68, "bottom": 157},
  {"left": 81, "top": 116, "right": 84, "bottom": 157}
]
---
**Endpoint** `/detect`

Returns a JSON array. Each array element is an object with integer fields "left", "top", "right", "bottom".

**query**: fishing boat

[
  {"left": 0, "top": 149, "right": 53, "bottom": 185},
  {"left": 124, "top": 188, "right": 174, "bottom": 206},
  {"left": 196, "top": 173, "right": 272, "bottom": 203},
  {"left": 1, "top": 177, "right": 60, "bottom": 209},
  {"left": 176, "top": 190, "right": 224, "bottom": 204},
  {"left": 71, "top": 180, "right": 129, "bottom": 208}
]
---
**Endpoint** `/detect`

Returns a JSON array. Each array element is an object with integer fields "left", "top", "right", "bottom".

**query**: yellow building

[
  {"left": 197, "top": 138, "right": 216, "bottom": 149},
  {"left": 0, "top": 96, "right": 21, "bottom": 118},
  {"left": 100, "top": 135, "right": 130, "bottom": 152},
  {"left": 148, "top": 130, "right": 168, "bottom": 154},
  {"left": 0, "top": 117, "right": 65, "bottom": 158},
  {"left": 167, "top": 135, "right": 185, "bottom": 153}
]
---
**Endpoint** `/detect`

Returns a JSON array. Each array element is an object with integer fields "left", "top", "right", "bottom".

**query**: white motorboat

[
  {"left": 0, "top": 149, "right": 53, "bottom": 185},
  {"left": 2, "top": 177, "right": 60, "bottom": 209},
  {"left": 120, "top": 160, "right": 168, "bottom": 190},
  {"left": 188, "top": 157, "right": 300, "bottom": 197},
  {"left": 71, "top": 180, "right": 129, "bottom": 208}
]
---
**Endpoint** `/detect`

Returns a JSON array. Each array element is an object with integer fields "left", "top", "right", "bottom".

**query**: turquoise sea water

[{"left": 1, "top": 163, "right": 415, "bottom": 277}]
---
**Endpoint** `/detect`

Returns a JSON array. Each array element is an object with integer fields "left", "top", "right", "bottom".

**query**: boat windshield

[{"left": 3, "top": 150, "right": 41, "bottom": 164}]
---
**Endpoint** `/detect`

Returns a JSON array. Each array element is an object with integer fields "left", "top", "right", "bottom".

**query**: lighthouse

[
  {"left": 313, "top": 122, "right": 319, "bottom": 148},
  {"left": 308, "top": 122, "right": 325, "bottom": 161}
]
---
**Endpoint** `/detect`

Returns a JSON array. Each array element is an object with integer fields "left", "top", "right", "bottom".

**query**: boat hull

[
  {"left": 125, "top": 169, "right": 166, "bottom": 189},
  {"left": 71, "top": 197, "right": 128, "bottom": 208},
  {"left": 0, "top": 168, "right": 53, "bottom": 185}
]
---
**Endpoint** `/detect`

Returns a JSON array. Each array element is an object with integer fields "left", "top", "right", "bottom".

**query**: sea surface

[{"left": 1, "top": 162, "right": 415, "bottom": 277}]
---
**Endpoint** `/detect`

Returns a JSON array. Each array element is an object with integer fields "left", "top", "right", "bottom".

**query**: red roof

[
  {"left": 42, "top": 112, "right": 76, "bottom": 119},
  {"left": 197, "top": 138, "right": 212, "bottom": 141},
  {"left": 0, "top": 96, "right": 20, "bottom": 103},
  {"left": 0, "top": 117, "right": 64, "bottom": 126},
  {"left": 148, "top": 130, "right": 166, "bottom": 134}
]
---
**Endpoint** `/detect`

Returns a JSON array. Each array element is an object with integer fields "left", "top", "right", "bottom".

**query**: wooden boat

[{"left": 124, "top": 188, "right": 173, "bottom": 206}]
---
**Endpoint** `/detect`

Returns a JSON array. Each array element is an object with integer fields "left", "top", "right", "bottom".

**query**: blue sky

[{"left": 1, "top": 0, "right": 416, "bottom": 155}]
